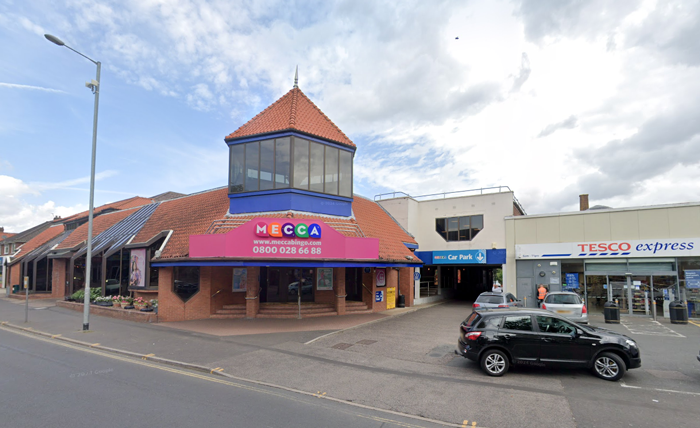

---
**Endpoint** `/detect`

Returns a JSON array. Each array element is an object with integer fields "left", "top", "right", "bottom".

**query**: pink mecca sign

[{"left": 190, "top": 218, "right": 379, "bottom": 260}]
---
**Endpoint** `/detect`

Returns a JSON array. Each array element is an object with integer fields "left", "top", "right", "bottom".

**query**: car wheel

[
  {"left": 480, "top": 349, "right": 509, "bottom": 377},
  {"left": 592, "top": 352, "right": 626, "bottom": 381}
]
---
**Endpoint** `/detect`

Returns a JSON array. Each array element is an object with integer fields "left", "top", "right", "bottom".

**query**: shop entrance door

[
  {"left": 583, "top": 275, "right": 607, "bottom": 313},
  {"left": 652, "top": 275, "right": 677, "bottom": 317},
  {"left": 261, "top": 267, "right": 315, "bottom": 303},
  {"left": 345, "top": 268, "right": 363, "bottom": 302},
  {"left": 608, "top": 275, "right": 630, "bottom": 313},
  {"left": 630, "top": 275, "right": 651, "bottom": 315}
]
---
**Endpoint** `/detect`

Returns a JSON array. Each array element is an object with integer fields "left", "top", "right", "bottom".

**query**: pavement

[
  {"left": 3, "top": 293, "right": 700, "bottom": 428},
  {"left": 0, "top": 294, "right": 443, "bottom": 370}
]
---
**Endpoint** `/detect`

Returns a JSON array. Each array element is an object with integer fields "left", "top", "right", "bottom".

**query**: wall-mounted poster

[
  {"left": 376, "top": 268, "right": 386, "bottom": 287},
  {"left": 233, "top": 268, "right": 247, "bottom": 292},
  {"left": 129, "top": 249, "right": 146, "bottom": 288},
  {"left": 317, "top": 268, "right": 334, "bottom": 291}
]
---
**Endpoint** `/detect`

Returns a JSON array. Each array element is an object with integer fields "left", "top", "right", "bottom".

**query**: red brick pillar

[
  {"left": 362, "top": 268, "right": 377, "bottom": 311},
  {"left": 157, "top": 267, "right": 178, "bottom": 322},
  {"left": 386, "top": 268, "right": 399, "bottom": 309},
  {"left": 245, "top": 266, "right": 260, "bottom": 318},
  {"left": 334, "top": 267, "right": 346, "bottom": 315},
  {"left": 399, "top": 268, "right": 414, "bottom": 307},
  {"left": 51, "top": 259, "right": 68, "bottom": 298},
  {"left": 9, "top": 263, "right": 20, "bottom": 291}
]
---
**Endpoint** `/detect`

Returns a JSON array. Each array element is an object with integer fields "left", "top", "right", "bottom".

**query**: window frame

[
  {"left": 230, "top": 136, "right": 353, "bottom": 198},
  {"left": 502, "top": 315, "right": 534, "bottom": 332},
  {"left": 173, "top": 266, "right": 201, "bottom": 303},
  {"left": 535, "top": 315, "right": 577, "bottom": 335},
  {"left": 435, "top": 214, "right": 484, "bottom": 242}
]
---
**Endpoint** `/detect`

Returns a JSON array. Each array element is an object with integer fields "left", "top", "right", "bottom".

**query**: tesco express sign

[{"left": 516, "top": 238, "right": 700, "bottom": 259}]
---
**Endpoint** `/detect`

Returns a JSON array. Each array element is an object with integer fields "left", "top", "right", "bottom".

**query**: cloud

[
  {"left": 0, "top": 82, "right": 66, "bottom": 94},
  {"left": 515, "top": 0, "right": 642, "bottom": 43},
  {"left": 537, "top": 115, "right": 578, "bottom": 138},
  {"left": 625, "top": 1, "right": 700, "bottom": 66},
  {"left": 31, "top": 170, "right": 120, "bottom": 191},
  {"left": 510, "top": 52, "right": 531, "bottom": 92},
  {"left": 0, "top": 175, "right": 85, "bottom": 231}
]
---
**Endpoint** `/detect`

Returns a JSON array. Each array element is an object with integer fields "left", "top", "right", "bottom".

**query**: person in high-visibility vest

[{"left": 537, "top": 284, "right": 548, "bottom": 307}]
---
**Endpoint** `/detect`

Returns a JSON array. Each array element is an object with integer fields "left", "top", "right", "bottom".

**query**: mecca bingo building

[{"left": 142, "top": 82, "right": 423, "bottom": 321}]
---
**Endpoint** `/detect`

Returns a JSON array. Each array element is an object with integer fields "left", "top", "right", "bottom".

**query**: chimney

[
  {"left": 579, "top": 194, "right": 589, "bottom": 211},
  {"left": 0, "top": 227, "right": 4, "bottom": 233}
]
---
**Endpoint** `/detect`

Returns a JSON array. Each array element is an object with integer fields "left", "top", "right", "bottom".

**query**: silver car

[
  {"left": 472, "top": 292, "right": 520, "bottom": 310},
  {"left": 542, "top": 292, "right": 588, "bottom": 324}
]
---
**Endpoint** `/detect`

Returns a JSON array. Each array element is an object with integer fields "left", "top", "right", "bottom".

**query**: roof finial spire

[{"left": 293, "top": 65, "right": 298, "bottom": 88}]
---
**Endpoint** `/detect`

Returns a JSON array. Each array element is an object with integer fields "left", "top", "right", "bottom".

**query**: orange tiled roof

[
  {"left": 132, "top": 187, "right": 231, "bottom": 258},
  {"left": 145, "top": 187, "right": 420, "bottom": 264},
  {"left": 59, "top": 196, "right": 154, "bottom": 224},
  {"left": 351, "top": 196, "right": 420, "bottom": 263},
  {"left": 56, "top": 207, "right": 142, "bottom": 250},
  {"left": 225, "top": 87, "right": 355, "bottom": 148},
  {"left": 12, "top": 225, "right": 65, "bottom": 261},
  {"left": 1, "top": 232, "right": 16, "bottom": 241}
]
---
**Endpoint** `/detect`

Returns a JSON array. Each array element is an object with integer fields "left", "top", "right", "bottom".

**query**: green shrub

[{"left": 70, "top": 288, "right": 103, "bottom": 302}]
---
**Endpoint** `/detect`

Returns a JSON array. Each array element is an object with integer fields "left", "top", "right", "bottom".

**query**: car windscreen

[
  {"left": 545, "top": 294, "right": 581, "bottom": 304},
  {"left": 476, "top": 295, "right": 504, "bottom": 304}
]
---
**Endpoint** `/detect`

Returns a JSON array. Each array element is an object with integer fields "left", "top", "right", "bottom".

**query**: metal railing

[{"left": 374, "top": 186, "right": 526, "bottom": 215}]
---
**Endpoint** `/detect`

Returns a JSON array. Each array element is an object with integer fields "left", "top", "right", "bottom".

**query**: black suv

[{"left": 456, "top": 308, "right": 641, "bottom": 381}]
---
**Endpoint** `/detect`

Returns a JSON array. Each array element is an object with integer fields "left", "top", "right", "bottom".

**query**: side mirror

[{"left": 573, "top": 328, "right": 583, "bottom": 338}]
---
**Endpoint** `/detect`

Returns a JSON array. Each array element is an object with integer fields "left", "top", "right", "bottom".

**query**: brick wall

[
  {"left": 209, "top": 266, "right": 245, "bottom": 313},
  {"left": 245, "top": 266, "right": 260, "bottom": 318},
  {"left": 399, "top": 267, "right": 414, "bottom": 307},
  {"left": 157, "top": 266, "right": 217, "bottom": 322},
  {"left": 315, "top": 268, "right": 337, "bottom": 305},
  {"left": 51, "top": 259, "right": 67, "bottom": 298},
  {"left": 333, "top": 267, "right": 346, "bottom": 315},
  {"left": 9, "top": 263, "right": 21, "bottom": 290}
]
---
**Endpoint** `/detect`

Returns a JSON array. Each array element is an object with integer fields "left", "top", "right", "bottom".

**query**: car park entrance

[{"left": 418, "top": 264, "right": 501, "bottom": 301}]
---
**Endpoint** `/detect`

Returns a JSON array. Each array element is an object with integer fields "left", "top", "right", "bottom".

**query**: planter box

[{"left": 56, "top": 301, "right": 158, "bottom": 323}]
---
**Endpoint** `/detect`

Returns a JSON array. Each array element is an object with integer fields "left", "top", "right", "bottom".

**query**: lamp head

[{"left": 44, "top": 34, "right": 65, "bottom": 46}]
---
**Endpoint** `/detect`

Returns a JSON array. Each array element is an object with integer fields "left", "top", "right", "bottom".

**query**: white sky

[{"left": 2, "top": 0, "right": 700, "bottom": 232}]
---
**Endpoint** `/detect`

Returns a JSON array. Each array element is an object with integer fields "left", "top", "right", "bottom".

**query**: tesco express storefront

[{"left": 514, "top": 238, "right": 700, "bottom": 319}]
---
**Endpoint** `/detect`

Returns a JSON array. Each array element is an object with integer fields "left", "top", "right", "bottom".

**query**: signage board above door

[
  {"left": 432, "top": 249, "right": 487, "bottom": 265},
  {"left": 516, "top": 238, "right": 700, "bottom": 259}
]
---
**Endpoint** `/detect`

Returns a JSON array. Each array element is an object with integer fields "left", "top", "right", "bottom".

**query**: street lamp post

[{"left": 45, "top": 34, "right": 101, "bottom": 331}]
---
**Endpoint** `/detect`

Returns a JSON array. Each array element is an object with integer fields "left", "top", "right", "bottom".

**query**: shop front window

[
  {"left": 173, "top": 266, "right": 200, "bottom": 302},
  {"left": 679, "top": 258, "right": 700, "bottom": 318}
]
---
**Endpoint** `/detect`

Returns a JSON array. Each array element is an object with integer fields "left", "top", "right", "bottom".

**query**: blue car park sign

[
  {"left": 432, "top": 250, "right": 487, "bottom": 265},
  {"left": 375, "top": 291, "right": 384, "bottom": 302},
  {"left": 686, "top": 270, "right": 700, "bottom": 289}
]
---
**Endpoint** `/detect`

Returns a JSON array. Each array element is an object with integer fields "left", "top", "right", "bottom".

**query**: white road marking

[
  {"left": 621, "top": 382, "right": 700, "bottom": 396},
  {"left": 620, "top": 319, "right": 685, "bottom": 338}
]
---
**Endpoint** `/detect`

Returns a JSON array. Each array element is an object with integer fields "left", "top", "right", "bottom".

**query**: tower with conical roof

[{"left": 224, "top": 74, "right": 355, "bottom": 216}]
